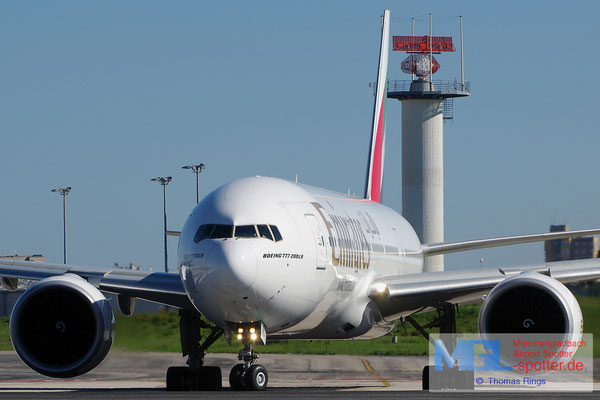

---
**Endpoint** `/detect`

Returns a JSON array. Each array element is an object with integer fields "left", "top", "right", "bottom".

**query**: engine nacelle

[
  {"left": 10, "top": 273, "right": 114, "bottom": 378},
  {"left": 479, "top": 272, "right": 582, "bottom": 337},
  {"left": 479, "top": 272, "right": 583, "bottom": 368}
]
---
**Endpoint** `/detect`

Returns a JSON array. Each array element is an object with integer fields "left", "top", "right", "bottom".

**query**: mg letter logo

[{"left": 434, "top": 339, "right": 512, "bottom": 371}]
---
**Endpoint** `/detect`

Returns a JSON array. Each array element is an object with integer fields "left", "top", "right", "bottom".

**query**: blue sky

[{"left": 2, "top": 1, "right": 599, "bottom": 271}]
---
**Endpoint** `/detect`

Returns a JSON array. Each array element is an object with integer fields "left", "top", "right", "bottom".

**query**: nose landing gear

[{"left": 229, "top": 343, "right": 269, "bottom": 391}]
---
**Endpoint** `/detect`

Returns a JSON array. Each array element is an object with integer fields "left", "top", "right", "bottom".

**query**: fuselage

[{"left": 178, "top": 176, "right": 423, "bottom": 340}]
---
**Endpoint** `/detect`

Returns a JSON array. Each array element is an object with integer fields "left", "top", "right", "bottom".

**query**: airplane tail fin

[{"left": 364, "top": 10, "right": 390, "bottom": 203}]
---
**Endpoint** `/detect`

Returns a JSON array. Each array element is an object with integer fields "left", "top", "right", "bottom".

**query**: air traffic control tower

[{"left": 389, "top": 19, "right": 470, "bottom": 272}]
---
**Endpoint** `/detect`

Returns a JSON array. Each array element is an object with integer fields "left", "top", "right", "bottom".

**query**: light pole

[
  {"left": 182, "top": 163, "right": 205, "bottom": 204},
  {"left": 51, "top": 187, "right": 71, "bottom": 264},
  {"left": 151, "top": 176, "right": 172, "bottom": 272}
]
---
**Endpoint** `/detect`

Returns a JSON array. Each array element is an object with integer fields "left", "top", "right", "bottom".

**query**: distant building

[
  {"left": 0, "top": 254, "right": 45, "bottom": 262},
  {"left": 545, "top": 225, "right": 598, "bottom": 262},
  {"left": 545, "top": 225, "right": 572, "bottom": 262},
  {"left": 570, "top": 236, "right": 599, "bottom": 260}
]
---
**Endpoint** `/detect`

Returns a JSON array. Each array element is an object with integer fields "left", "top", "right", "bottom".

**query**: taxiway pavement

[{"left": 0, "top": 351, "right": 597, "bottom": 399}]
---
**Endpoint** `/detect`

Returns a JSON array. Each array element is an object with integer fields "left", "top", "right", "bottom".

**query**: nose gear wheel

[
  {"left": 228, "top": 364, "right": 245, "bottom": 391},
  {"left": 228, "top": 342, "right": 269, "bottom": 391}
]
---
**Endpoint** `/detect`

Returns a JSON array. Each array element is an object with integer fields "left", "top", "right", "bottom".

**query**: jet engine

[
  {"left": 479, "top": 272, "right": 582, "bottom": 338},
  {"left": 10, "top": 273, "right": 114, "bottom": 378},
  {"left": 479, "top": 272, "right": 583, "bottom": 368}
]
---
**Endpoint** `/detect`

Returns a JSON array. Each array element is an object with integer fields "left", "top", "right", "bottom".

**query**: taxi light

[
  {"left": 250, "top": 333, "right": 257, "bottom": 341},
  {"left": 237, "top": 328, "right": 244, "bottom": 333},
  {"left": 250, "top": 328, "right": 256, "bottom": 334},
  {"left": 237, "top": 334, "right": 242, "bottom": 340}
]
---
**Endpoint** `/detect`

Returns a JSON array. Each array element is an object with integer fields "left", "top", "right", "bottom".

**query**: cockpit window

[
  {"left": 257, "top": 224, "right": 273, "bottom": 241},
  {"left": 235, "top": 225, "right": 258, "bottom": 238},
  {"left": 270, "top": 225, "right": 283, "bottom": 241},
  {"left": 194, "top": 223, "right": 281, "bottom": 242},
  {"left": 194, "top": 224, "right": 214, "bottom": 243},
  {"left": 210, "top": 224, "right": 233, "bottom": 239}
]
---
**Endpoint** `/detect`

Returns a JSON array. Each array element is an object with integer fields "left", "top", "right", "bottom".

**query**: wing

[
  {"left": 422, "top": 228, "right": 600, "bottom": 256},
  {"left": 0, "top": 259, "right": 193, "bottom": 309},
  {"left": 368, "top": 259, "right": 600, "bottom": 321}
]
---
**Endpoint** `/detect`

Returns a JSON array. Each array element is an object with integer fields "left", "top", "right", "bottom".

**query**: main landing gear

[
  {"left": 166, "top": 310, "right": 224, "bottom": 391},
  {"left": 403, "top": 303, "right": 473, "bottom": 391},
  {"left": 229, "top": 343, "right": 268, "bottom": 391}
]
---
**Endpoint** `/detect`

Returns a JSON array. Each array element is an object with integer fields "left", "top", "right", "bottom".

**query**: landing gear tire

[
  {"left": 229, "top": 364, "right": 246, "bottom": 391},
  {"left": 422, "top": 365, "right": 429, "bottom": 390},
  {"left": 245, "top": 364, "right": 268, "bottom": 391},
  {"left": 422, "top": 364, "right": 474, "bottom": 391},
  {"left": 166, "top": 366, "right": 222, "bottom": 391},
  {"left": 202, "top": 366, "right": 222, "bottom": 391},
  {"left": 167, "top": 366, "right": 186, "bottom": 391}
]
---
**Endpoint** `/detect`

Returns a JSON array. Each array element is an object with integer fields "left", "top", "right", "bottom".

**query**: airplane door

[{"left": 305, "top": 214, "right": 327, "bottom": 270}]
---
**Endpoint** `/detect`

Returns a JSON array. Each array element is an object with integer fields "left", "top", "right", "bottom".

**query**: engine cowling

[
  {"left": 10, "top": 273, "right": 114, "bottom": 378},
  {"left": 479, "top": 272, "right": 583, "bottom": 337},
  {"left": 479, "top": 272, "right": 583, "bottom": 368}
]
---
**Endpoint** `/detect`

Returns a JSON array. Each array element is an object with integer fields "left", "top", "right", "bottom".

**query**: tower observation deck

[
  {"left": 388, "top": 23, "right": 470, "bottom": 272},
  {"left": 374, "top": 79, "right": 470, "bottom": 119},
  {"left": 387, "top": 79, "right": 470, "bottom": 99}
]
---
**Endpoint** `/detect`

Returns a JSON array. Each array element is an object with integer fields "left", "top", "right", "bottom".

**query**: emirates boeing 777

[{"left": 1, "top": 10, "right": 599, "bottom": 391}]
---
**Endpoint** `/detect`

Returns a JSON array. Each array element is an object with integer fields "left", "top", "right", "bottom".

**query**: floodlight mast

[
  {"left": 51, "top": 187, "right": 72, "bottom": 264},
  {"left": 182, "top": 163, "right": 205, "bottom": 204},
  {"left": 151, "top": 176, "right": 172, "bottom": 272}
]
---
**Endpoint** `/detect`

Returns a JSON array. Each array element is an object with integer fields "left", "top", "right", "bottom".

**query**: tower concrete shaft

[
  {"left": 402, "top": 96, "right": 444, "bottom": 272},
  {"left": 388, "top": 79, "right": 469, "bottom": 272}
]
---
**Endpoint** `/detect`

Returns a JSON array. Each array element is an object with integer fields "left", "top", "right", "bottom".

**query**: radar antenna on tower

[{"left": 395, "top": 35, "right": 455, "bottom": 78}]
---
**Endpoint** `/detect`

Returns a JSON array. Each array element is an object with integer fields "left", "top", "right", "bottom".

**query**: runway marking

[
  {"left": 361, "top": 359, "right": 391, "bottom": 387},
  {"left": 293, "top": 378, "right": 413, "bottom": 382}
]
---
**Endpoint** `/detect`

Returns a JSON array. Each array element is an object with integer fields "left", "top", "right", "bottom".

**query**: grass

[
  {"left": 0, "top": 317, "right": 10, "bottom": 351},
  {"left": 110, "top": 309, "right": 434, "bottom": 356},
  {"left": 0, "top": 297, "right": 598, "bottom": 356},
  {"left": 575, "top": 296, "right": 600, "bottom": 357},
  {"left": 109, "top": 302, "right": 481, "bottom": 356}
]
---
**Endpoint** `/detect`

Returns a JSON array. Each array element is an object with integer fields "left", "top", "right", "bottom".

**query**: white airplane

[{"left": 1, "top": 9, "right": 599, "bottom": 391}]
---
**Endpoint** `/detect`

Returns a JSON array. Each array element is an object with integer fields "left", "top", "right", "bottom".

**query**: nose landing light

[{"left": 225, "top": 321, "right": 266, "bottom": 345}]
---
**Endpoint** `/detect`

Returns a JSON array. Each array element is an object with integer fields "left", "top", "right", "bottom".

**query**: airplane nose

[{"left": 206, "top": 242, "right": 257, "bottom": 293}]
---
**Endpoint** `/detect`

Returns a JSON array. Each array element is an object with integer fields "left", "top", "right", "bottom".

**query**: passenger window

[
  {"left": 211, "top": 225, "right": 233, "bottom": 239},
  {"left": 235, "top": 225, "right": 258, "bottom": 238},
  {"left": 269, "top": 225, "right": 283, "bottom": 241},
  {"left": 257, "top": 225, "right": 273, "bottom": 241},
  {"left": 194, "top": 224, "right": 214, "bottom": 243}
]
